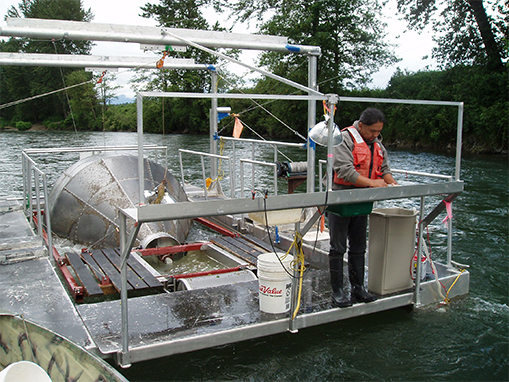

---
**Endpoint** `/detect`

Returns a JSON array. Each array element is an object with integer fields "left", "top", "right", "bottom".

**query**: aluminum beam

[
  {"left": 0, "top": 52, "right": 200, "bottom": 70},
  {"left": 123, "top": 181, "right": 464, "bottom": 223},
  {"left": 140, "top": 91, "right": 327, "bottom": 101},
  {"left": 2, "top": 18, "right": 321, "bottom": 55}
]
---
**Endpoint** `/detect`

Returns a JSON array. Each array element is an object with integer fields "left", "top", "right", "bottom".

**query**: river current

[{"left": 0, "top": 130, "right": 507, "bottom": 381}]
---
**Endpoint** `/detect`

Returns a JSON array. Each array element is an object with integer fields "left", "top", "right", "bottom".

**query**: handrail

[
  {"left": 391, "top": 169, "right": 454, "bottom": 180},
  {"left": 317, "top": 162, "right": 453, "bottom": 192},
  {"left": 239, "top": 159, "right": 278, "bottom": 197},
  {"left": 217, "top": 136, "right": 304, "bottom": 148},
  {"left": 178, "top": 149, "right": 234, "bottom": 199},
  {"left": 21, "top": 152, "right": 52, "bottom": 256}
]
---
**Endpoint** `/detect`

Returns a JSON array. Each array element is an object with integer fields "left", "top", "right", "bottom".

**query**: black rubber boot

[
  {"left": 349, "top": 253, "right": 376, "bottom": 304},
  {"left": 330, "top": 255, "right": 352, "bottom": 308}
]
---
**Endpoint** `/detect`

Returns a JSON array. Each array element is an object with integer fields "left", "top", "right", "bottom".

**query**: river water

[{"left": 0, "top": 130, "right": 507, "bottom": 381}]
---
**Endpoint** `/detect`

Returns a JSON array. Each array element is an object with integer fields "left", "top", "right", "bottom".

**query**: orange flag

[{"left": 233, "top": 117, "right": 243, "bottom": 138}]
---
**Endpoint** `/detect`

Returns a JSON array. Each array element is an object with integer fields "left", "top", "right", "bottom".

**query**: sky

[{"left": 0, "top": 0, "right": 437, "bottom": 102}]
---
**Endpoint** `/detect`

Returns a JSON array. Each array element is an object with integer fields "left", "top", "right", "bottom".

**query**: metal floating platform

[{"left": 0, "top": 189, "right": 470, "bottom": 368}]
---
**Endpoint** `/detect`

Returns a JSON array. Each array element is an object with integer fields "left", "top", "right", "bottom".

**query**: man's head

[{"left": 358, "top": 108, "right": 386, "bottom": 142}]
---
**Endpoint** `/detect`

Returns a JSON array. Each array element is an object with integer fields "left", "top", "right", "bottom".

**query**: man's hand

[{"left": 370, "top": 179, "right": 388, "bottom": 188}]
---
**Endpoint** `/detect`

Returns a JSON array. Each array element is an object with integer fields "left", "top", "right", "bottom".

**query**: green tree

[
  {"left": 396, "top": 0, "right": 506, "bottom": 72},
  {"left": 1, "top": 0, "right": 93, "bottom": 123},
  {"left": 226, "top": 0, "right": 400, "bottom": 92},
  {"left": 134, "top": 0, "right": 238, "bottom": 134}
]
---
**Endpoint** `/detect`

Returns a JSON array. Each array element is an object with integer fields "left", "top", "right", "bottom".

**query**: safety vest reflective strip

[{"left": 333, "top": 126, "right": 384, "bottom": 187}]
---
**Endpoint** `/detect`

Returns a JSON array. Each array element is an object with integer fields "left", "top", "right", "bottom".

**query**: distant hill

[{"left": 111, "top": 94, "right": 135, "bottom": 105}]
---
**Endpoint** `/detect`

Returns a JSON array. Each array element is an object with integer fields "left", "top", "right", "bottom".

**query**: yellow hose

[
  {"left": 443, "top": 269, "right": 465, "bottom": 304},
  {"left": 291, "top": 232, "right": 306, "bottom": 320}
]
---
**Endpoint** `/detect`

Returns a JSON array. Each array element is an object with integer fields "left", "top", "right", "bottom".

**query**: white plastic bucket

[
  {"left": 0, "top": 361, "right": 51, "bottom": 382},
  {"left": 257, "top": 252, "right": 293, "bottom": 314}
]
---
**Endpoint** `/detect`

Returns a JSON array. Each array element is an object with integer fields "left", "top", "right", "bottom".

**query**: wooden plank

[
  {"left": 100, "top": 248, "right": 144, "bottom": 290},
  {"left": 242, "top": 234, "right": 274, "bottom": 253},
  {"left": 65, "top": 252, "right": 103, "bottom": 297},
  {"left": 222, "top": 236, "right": 261, "bottom": 257},
  {"left": 211, "top": 237, "right": 258, "bottom": 265},
  {"left": 81, "top": 251, "right": 116, "bottom": 295},
  {"left": 89, "top": 249, "right": 133, "bottom": 292},
  {"left": 110, "top": 248, "right": 162, "bottom": 289},
  {"left": 81, "top": 251, "right": 105, "bottom": 280}
]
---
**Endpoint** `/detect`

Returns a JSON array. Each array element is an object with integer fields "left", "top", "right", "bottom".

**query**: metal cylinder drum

[{"left": 48, "top": 153, "right": 191, "bottom": 249}]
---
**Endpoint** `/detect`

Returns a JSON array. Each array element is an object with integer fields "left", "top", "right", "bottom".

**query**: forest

[{"left": 0, "top": 0, "right": 506, "bottom": 154}]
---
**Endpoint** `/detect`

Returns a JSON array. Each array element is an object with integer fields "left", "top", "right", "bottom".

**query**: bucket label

[{"left": 259, "top": 284, "right": 283, "bottom": 296}]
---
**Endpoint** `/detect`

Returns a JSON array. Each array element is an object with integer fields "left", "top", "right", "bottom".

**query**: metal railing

[
  {"left": 178, "top": 149, "right": 234, "bottom": 199},
  {"left": 218, "top": 137, "right": 303, "bottom": 195},
  {"left": 22, "top": 152, "right": 53, "bottom": 253},
  {"left": 239, "top": 159, "right": 278, "bottom": 197}
]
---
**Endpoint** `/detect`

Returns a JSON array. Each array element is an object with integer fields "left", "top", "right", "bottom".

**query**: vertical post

[
  {"left": 232, "top": 141, "right": 237, "bottom": 197},
  {"left": 22, "top": 154, "right": 27, "bottom": 214},
  {"left": 201, "top": 156, "right": 208, "bottom": 200},
  {"left": 307, "top": 54, "right": 318, "bottom": 193},
  {"left": 118, "top": 210, "right": 142, "bottom": 369},
  {"left": 447, "top": 219, "right": 453, "bottom": 266},
  {"left": 210, "top": 70, "right": 218, "bottom": 179},
  {"left": 137, "top": 93, "right": 145, "bottom": 205},
  {"left": 119, "top": 212, "right": 131, "bottom": 368},
  {"left": 34, "top": 171, "right": 42, "bottom": 238},
  {"left": 27, "top": 161, "right": 33, "bottom": 225},
  {"left": 43, "top": 174, "right": 52, "bottom": 255},
  {"left": 326, "top": 94, "right": 338, "bottom": 191},
  {"left": 251, "top": 142, "right": 255, "bottom": 190},
  {"left": 240, "top": 161, "right": 245, "bottom": 198},
  {"left": 289, "top": 221, "right": 300, "bottom": 333},
  {"left": 415, "top": 196, "right": 426, "bottom": 306},
  {"left": 455, "top": 103, "right": 464, "bottom": 181},
  {"left": 273, "top": 164, "right": 278, "bottom": 196}
]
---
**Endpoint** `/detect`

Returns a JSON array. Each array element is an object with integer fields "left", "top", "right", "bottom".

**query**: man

[{"left": 328, "top": 108, "right": 397, "bottom": 307}]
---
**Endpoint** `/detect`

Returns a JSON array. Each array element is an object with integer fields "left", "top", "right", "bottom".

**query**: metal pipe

[
  {"left": 307, "top": 54, "right": 318, "bottom": 193},
  {"left": 240, "top": 159, "right": 245, "bottom": 198},
  {"left": 318, "top": 159, "right": 327, "bottom": 192},
  {"left": 179, "top": 150, "right": 186, "bottom": 194},
  {"left": 24, "top": 144, "right": 166, "bottom": 154},
  {"left": 210, "top": 70, "right": 218, "bottom": 179},
  {"left": 289, "top": 221, "right": 300, "bottom": 333},
  {"left": 153, "top": 28, "right": 322, "bottom": 96},
  {"left": 447, "top": 218, "right": 453, "bottom": 267},
  {"left": 455, "top": 103, "right": 464, "bottom": 181},
  {"left": 140, "top": 91, "right": 325, "bottom": 102},
  {"left": 415, "top": 196, "right": 426, "bottom": 306},
  {"left": 391, "top": 169, "right": 454, "bottom": 180},
  {"left": 251, "top": 143, "right": 255, "bottom": 190},
  {"left": 34, "top": 170, "right": 42, "bottom": 238},
  {"left": 42, "top": 173, "right": 52, "bottom": 255},
  {"left": 119, "top": 211, "right": 142, "bottom": 368},
  {"left": 136, "top": 93, "right": 144, "bottom": 205},
  {"left": 218, "top": 136, "right": 303, "bottom": 148},
  {"left": 2, "top": 17, "right": 321, "bottom": 55},
  {"left": 232, "top": 141, "right": 237, "bottom": 198},
  {"left": 200, "top": 156, "right": 207, "bottom": 200},
  {"left": 0, "top": 52, "right": 201, "bottom": 69},
  {"left": 326, "top": 94, "right": 338, "bottom": 190}
]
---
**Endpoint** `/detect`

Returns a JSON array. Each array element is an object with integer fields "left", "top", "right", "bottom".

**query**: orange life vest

[{"left": 333, "top": 126, "right": 384, "bottom": 187}]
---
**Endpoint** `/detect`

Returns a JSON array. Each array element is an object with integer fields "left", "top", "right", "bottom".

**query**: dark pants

[{"left": 327, "top": 212, "right": 368, "bottom": 287}]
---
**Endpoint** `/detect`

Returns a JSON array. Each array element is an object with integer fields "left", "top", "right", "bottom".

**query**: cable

[{"left": 53, "top": 39, "right": 78, "bottom": 135}]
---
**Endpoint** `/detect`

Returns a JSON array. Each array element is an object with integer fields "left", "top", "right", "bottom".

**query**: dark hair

[{"left": 359, "top": 108, "right": 386, "bottom": 126}]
